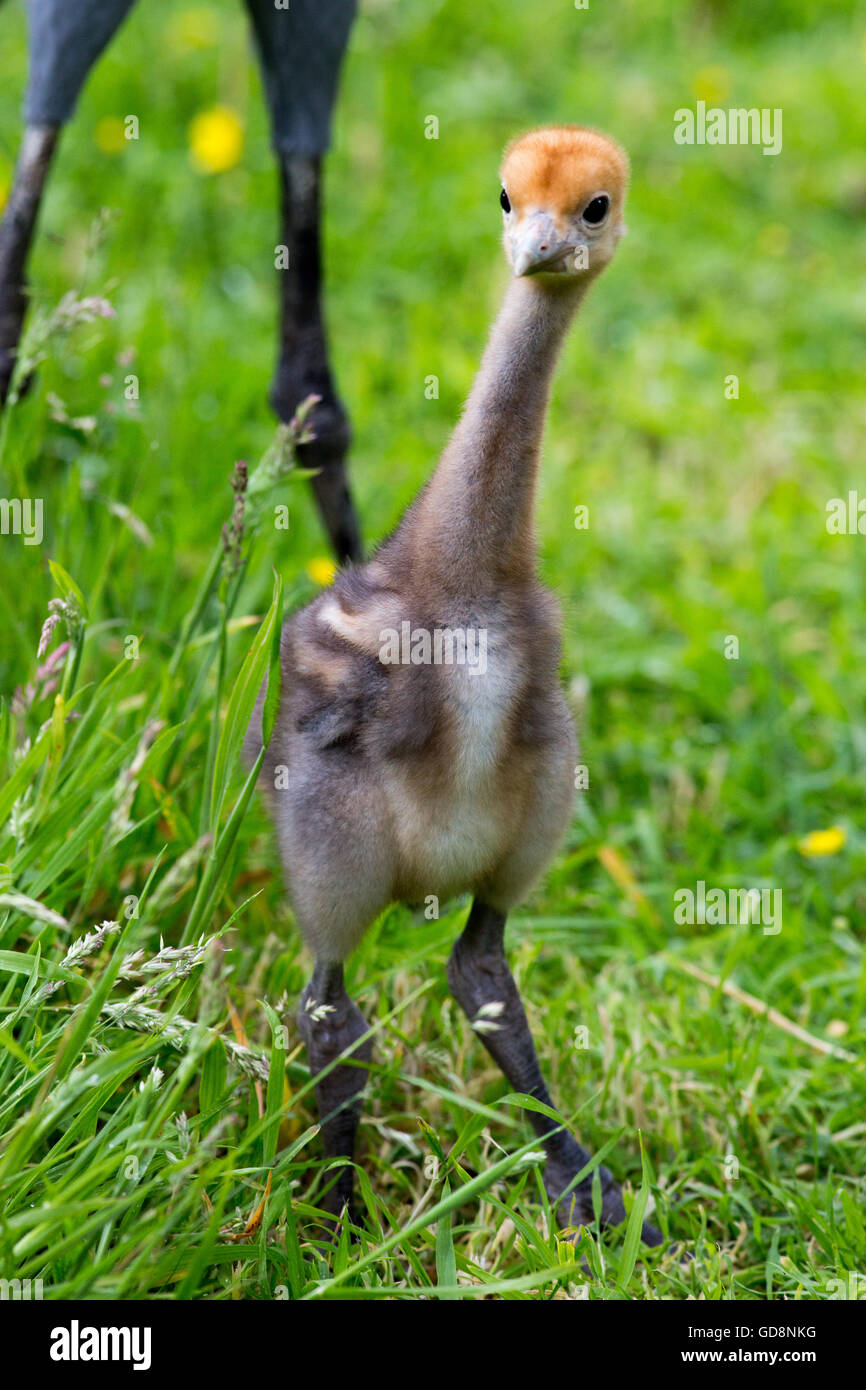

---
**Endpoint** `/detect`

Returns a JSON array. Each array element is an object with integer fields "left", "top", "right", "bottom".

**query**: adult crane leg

[
  {"left": 245, "top": 0, "right": 362, "bottom": 563},
  {"left": 0, "top": 0, "right": 137, "bottom": 406}
]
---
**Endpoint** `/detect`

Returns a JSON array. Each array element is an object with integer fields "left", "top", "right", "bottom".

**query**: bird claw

[{"left": 546, "top": 1161, "right": 666, "bottom": 1251}]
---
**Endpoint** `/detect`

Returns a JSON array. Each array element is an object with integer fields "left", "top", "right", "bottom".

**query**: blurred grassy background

[{"left": 0, "top": 0, "right": 865, "bottom": 1298}]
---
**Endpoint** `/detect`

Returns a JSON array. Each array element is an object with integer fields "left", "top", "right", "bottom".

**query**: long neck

[{"left": 405, "top": 274, "right": 585, "bottom": 596}]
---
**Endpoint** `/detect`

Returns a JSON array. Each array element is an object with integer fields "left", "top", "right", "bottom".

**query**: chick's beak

[{"left": 511, "top": 213, "right": 576, "bottom": 276}]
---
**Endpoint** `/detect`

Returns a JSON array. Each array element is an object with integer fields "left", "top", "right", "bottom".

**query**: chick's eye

[
  {"left": 500, "top": 187, "right": 511, "bottom": 213},
  {"left": 582, "top": 194, "right": 609, "bottom": 225}
]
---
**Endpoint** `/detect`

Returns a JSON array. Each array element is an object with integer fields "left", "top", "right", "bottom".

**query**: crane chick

[{"left": 248, "top": 125, "right": 662, "bottom": 1247}]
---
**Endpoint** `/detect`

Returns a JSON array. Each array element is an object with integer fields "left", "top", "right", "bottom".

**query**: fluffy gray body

[{"left": 251, "top": 542, "right": 576, "bottom": 961}]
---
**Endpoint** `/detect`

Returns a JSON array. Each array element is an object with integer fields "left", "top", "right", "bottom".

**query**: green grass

[{"left": 0, "top": 0, "right": 864, "bottom": 1299}]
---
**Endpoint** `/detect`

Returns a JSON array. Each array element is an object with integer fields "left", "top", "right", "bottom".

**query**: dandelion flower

[
  {"left": 798, "top": 826, "right": 846, "bottom": 857},
  {"left": 189, "top": 106, "right": 243, "bottom": 174},
  {"left": 95, "top": 117, "right": 126, "bottom": 155},
  {"left": 306, "top": 556, "right": 336, "bottom": 586}
]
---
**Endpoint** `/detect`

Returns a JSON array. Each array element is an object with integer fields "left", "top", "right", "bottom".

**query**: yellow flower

[
  {"left": 306, "top": 557, "right": 337, "bottom": 587},
  {"left": 798, "top": 826, "right": 846, "bottom": 857},
  {"left": 692, "top": 66, "right": 731, "bottom": 105},
  {"left": 189, "top": 106, "right": 243, "bottom": 174},
  {"left": 96, "top": 117, "right": 126, "bottom": 155},
  {"left": 167, "top": 7, "right": 219, "bottom": 50}
]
